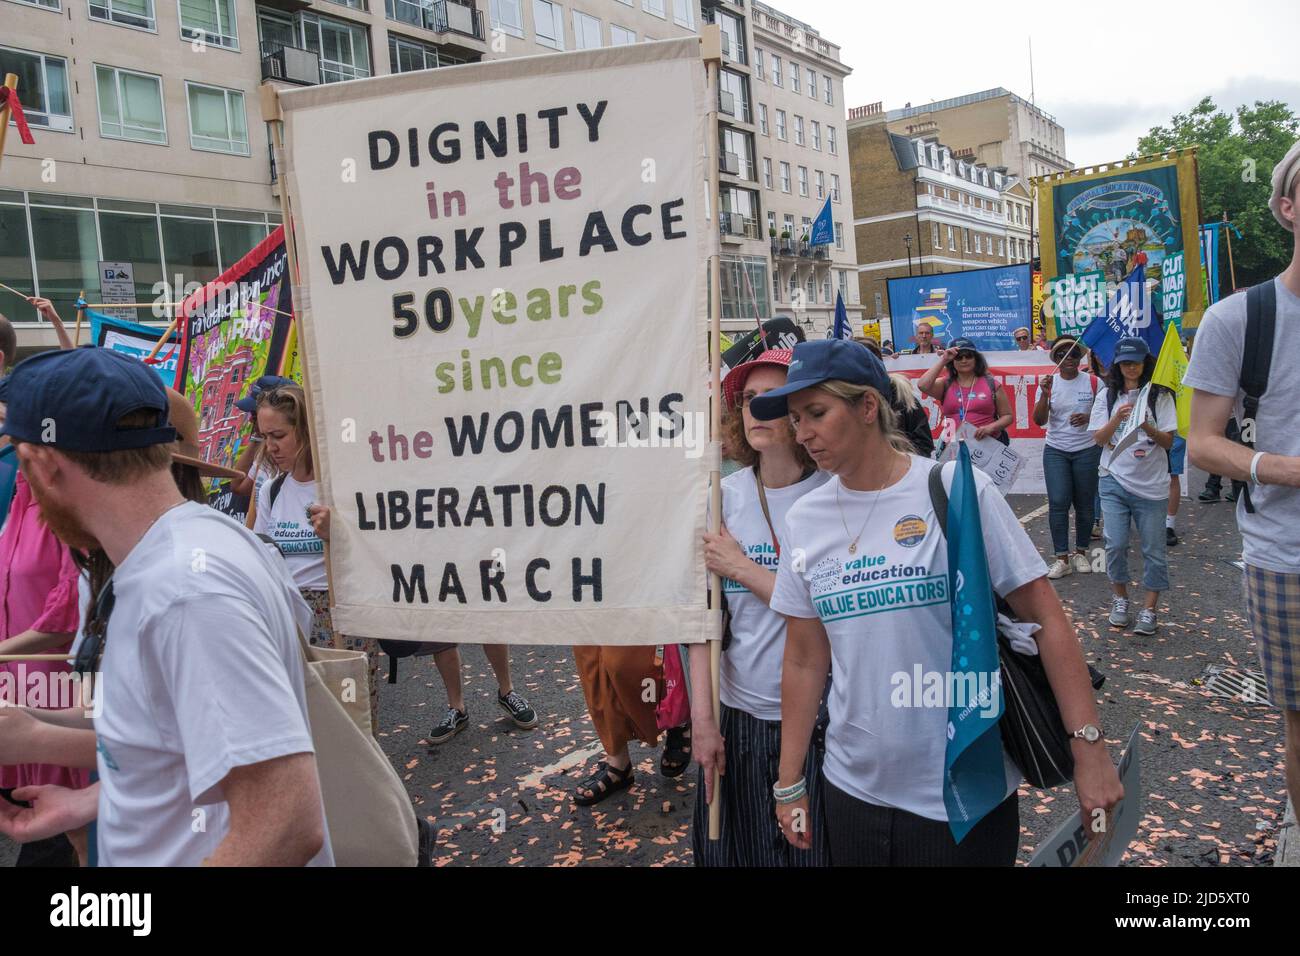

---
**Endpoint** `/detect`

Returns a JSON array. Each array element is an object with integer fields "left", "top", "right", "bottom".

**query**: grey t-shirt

[{"left": 1184, "top": 277, "right": 1300, "bottom": 573}]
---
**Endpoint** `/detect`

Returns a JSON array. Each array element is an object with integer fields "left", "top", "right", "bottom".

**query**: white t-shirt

[
  {"left": 720, "top": 466, "right": 829, "bottom": 721},
  {"left": 770, "top": 456, "right": 1046, "bottom": 821},
  {"left": 254, "top": 474, "right": 327, "bottom": 590},
  {"left": 95, "top": 502, "right": 332, "bottom": 867},
  {"left": 1088, "top": 387, "right": 1177, "bottom": 500},
  {"left": 1044, "top": 373, "right": 1100, "bottom": 453}
]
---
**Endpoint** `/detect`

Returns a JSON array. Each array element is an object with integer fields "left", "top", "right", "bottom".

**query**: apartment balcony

[
  {"left": 261, "top": 42, "right": 320, "bottom": 86},
  {"left": 720, "top": 213, "right": 760, "bottom": 242},
  {"left": 388, "top": 0, "right": 485, "bottom": 41},
  {"left": 915, "top": 193, "right": 1005, "bottom": 225}
]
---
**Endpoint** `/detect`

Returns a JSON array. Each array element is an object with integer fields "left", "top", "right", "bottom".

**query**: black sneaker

[
  {"left": 428, "top": 706, "right": 468, "bottom": 746},
  {"left": 1166, "top": 527, "right": 1179, "bottom": 547},
  {"left": 498, "top": 689, "right": 538, "bottom": 729},
  {"left": 1198, "top": 488, "right": 1220, "bottom": 502}
]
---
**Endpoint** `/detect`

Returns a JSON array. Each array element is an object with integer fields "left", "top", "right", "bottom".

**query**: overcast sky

[{"left": 784, "top": 0, "right": 1300, "bottom": 168}]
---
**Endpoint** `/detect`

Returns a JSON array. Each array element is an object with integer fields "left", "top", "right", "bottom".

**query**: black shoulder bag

[{"left": 927, "top": 464, "right": 1105, "bottom": 788}]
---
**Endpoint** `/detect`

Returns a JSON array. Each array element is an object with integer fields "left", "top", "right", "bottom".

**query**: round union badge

[{"left": 893, "top": 515, "right": 927, "bottom": 548}]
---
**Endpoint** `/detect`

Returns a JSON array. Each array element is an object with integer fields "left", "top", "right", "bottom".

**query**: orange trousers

[{"left": 574, "top": 644, "right": 663, "bottom": 756}]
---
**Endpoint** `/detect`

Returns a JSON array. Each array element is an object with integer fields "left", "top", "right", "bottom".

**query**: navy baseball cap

[
  {"left": 0, "top": 346, "right": 176, "bottom": 451},
  {"left": 749, "top": 339, "right": 891, "bottom": 420},
  {"left": 949, "top": 337, "right": 978, "bottom": 353},
  {"left": 1112, "top": 337, "right": 1150, "bottom": 364},
  {"left": 235, "top": 374, "right": 296, "bottom": 413}
]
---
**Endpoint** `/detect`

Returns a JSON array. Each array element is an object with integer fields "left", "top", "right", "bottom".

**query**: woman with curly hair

[{"left": 689, "top": 348, "right": 831, "bottom": 866}]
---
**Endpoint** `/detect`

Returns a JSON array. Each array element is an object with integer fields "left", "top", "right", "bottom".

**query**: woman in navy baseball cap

[{"left": 749, "top": 339, "right": 1123, "bottom": 865}]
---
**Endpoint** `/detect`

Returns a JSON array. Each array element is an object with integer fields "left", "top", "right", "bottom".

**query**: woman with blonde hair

[
  {"left": 690, "top": 348, "right": 831, "bottom": 866},
  {"left": 749, "top": 339, "right": 1122, "bottom": 865},
  {"left": 252, "top": 383, "right": 380, "bottom": 728}
]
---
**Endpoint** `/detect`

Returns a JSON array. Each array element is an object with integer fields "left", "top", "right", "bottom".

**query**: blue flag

[
  {"left": 832, "top": 291, "right": 850, "bottom": 340},
  {"left": 807, "top": 196, "right": 834, "bottom": 247},
  {"left": 942, "top": 445, "right": 1008, "bottom": 843},
  {"left": 1079, "top": 265, "right": 1161, "bottom": 367},
  {"left": 0, "top": 444, "right": 17, "bottom": 533}
]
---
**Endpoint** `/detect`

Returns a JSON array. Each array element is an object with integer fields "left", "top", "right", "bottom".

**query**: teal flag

[{"left": 942, "top": 444, "right": 1008, "bottom": 842}]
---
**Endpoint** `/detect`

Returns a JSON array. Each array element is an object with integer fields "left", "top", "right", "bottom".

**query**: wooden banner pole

[
  {"left": 0, "top": 74, "right": 17, "bottom": 174},
  {"left": 702, "top": 24, "right": 724, "bottom": 842},
  {"left": 1222, "top": 212, "right": 1238, "bottom": 294},
  {"left": 261, "top": 81, "right": 339, "bottom": 649}
]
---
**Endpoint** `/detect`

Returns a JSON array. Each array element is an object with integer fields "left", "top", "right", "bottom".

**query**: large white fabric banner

[{"left": 278, "top": 39, "right": 711, "bottom": 644}]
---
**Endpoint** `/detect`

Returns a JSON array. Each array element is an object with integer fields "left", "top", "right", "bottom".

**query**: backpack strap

[
  {"left": 267, "top": 472, "right": 289, "bottom": 511},
  {"left": 928, "top": 462, "right": 949, "bottom": 539},
  {"left": 1240, "top": 281, "right": 1276, "bottom": 515}
]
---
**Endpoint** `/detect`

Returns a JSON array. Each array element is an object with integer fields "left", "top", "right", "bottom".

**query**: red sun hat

[{"left": 722, "top": 348, "right": 795, "bottom": 410}]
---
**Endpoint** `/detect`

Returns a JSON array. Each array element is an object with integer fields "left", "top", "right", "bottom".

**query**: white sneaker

[
  {"left": 1109, "top": 597, "right": 1131, "bottom": 628},
  {"left": 1047, "top": 558, "right": 1072, "bottom": 579},
  {"left": 1071, "top": 552, "right": 1092, "bottom": 574}
]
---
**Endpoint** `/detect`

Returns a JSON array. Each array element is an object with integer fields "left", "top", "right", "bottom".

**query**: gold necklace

[{"left": 837, "top": 456, "right": 900, "bottom": 555}]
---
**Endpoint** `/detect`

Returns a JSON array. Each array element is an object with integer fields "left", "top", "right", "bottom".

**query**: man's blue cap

[
  {"left": 749, "top": 338, "right": 891, "bottom": 420},
  {"left": 0, "top": 346, "right": 176, "bottom": 451},
  {"left": 235, "top": 374, "right": 296, "bottom": 413},
  {"left": 1113, "top": 337, "right": 1150, "bottom": 364}
]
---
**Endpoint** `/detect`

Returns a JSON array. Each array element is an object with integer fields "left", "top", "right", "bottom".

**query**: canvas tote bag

[{"left": 297, "top": 630, "right": 419, "bottom": 866}]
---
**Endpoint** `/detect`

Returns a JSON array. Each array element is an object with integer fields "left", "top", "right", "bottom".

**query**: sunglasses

[
  {"left": 73, "top": 577, "right": 115, "bottom": 677},
  {"left": 1015, "top": 335, "right": 1029, "bottom": 342},
  {"left": 954, "top": 351, "right": 976, "bottom": 360}
]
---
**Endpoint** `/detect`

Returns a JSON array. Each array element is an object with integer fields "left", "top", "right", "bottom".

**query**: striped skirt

[{"left": 691, "top": 702, "right": 831, "bottom": 867}]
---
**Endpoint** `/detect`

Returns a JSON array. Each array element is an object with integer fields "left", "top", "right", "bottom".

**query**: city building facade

[
  {"left": 848, "top": 103, "right": 1019, "bottom": 346},
  {"left": 2, "top": 0, "right": 860, "bottom": 355}
]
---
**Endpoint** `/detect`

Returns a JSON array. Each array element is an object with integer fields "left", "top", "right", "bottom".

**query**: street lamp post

[{"left": 904, "top": 233, "right": 914, "bottom": 277}]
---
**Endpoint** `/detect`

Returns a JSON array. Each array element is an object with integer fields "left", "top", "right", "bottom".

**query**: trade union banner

[
  {"left": 1036, "top": 150, "right": 1205, "bottom": 332},
  {"left": 277, "top": 38, "right": 711, "bottom": 644},
  {"left": 887, "top": 351, "right": 1056, "bottom": 495},
  {"left": 174, "top": 227, "right": 297, "bottom": 487},
  {"left": 886, "top": 263, "right": 1033, "bottom": 352},
  {"left": 87, "top": 311, "right": 182, "bottom": 386}
]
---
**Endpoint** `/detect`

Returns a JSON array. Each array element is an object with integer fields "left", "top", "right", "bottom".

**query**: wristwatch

[{"left": 1070, "top": 724, "right": 1102, "bottom": 743}]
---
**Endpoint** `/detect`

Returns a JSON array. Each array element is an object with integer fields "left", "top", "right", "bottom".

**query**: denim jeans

[
  {"left": 1099, "top": 474, "right": 1170, "bottom": 593},
  {"left": 1042, "top": 444, "right": 1102, "bottom": 556}
]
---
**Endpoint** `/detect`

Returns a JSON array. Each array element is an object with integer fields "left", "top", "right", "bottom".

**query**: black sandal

[
  {"left": 660, "top": 724, "right": 692, "bottom": 778},
  {"left": 573, "top": 761, "right": 634, "bottom": 807}
]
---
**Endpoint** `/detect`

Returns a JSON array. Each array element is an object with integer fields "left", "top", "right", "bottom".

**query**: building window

[
  {"left": 815, "top": 170, "right": 824, "bottom": 199},
  {"left": 178, "top": 0, "right": 237, "bottom": 49},
  {"left": 754, "top": 48, "right": 764, "bottom": 81},
  {"left": 95, "top": 64, "right": 166, "bottom": 144},
  {"left": 830, "top": 173, "right": 840, "bottom": 203},
  {"left": 758, "top": 103, "right": 768, "bottom": 135},
  {"left": 974, "top": 233, "right": 982, "bottom": 254},
  {"left": 806, "top": 67, "right": 815, "bottom": 98},
  {"left": 389, "top": 34, "right": 469, "bottom": 72},
  {"left": 767, "top": 209, "right": 776, "bottom": 236},
  {"left": 797, "top": 166, "right": 808, "bottom": 197},
  {"left": 610, "top": 23, "right": 634, "bottom": 44},
  {"left": 711, "top": 8, "right": 744, "bottom": 64},
  {"left": 834, "top": 221, "right": 843, "bottom": 250},
  {"left": 963, "top": 229, "right": 970, "bottom": 253},
  {"left": 811, "top": 120, "right": 820, "bottom": 150},
  {"left": 789, "top": 59, "right": 799, "bottom": 92},
  {"left": 827, "top": 125, "right": 836, "bottom": 155},
  {"left": 762, "top": 157, "right": 772, "bottom": 189},
  {"left": 779, "top": 161, "right": 790, "bottom": 193},
  {"left": 771, "top": 54, "right": 782, "bottom": 87},
  {"left": 794, "top": 115, "right": 803, "bottom": 146},
  {"left": 8, "top": 0, "right": 61, "bottom": 8},
  {"left": 642, "top": 0, "right": 665, "bottom": 17},
  {"left": 783, "top": 213, "right": 794, "bottom": 238},
  {"left": 185, "top": 81, "right": 248, "bottom": 155},
  {"left": 805, "top": 273, "right": 815, "bottom": 304},
  {"left": 775, "top": 109, "right": 786, "bottom": 140},
  {"left": 837, "top": 269, "right": 848, "bottom": 302},
  {"left": 671, "top": 0, "right": 691, "bottom": 28},
  {"left": 89, "top": 0, "right": 155, "bottom": 30},
  {"left": 932, "top": 223, "right": 939, "bottom": 249},
  {"left": 0, "top": 47, "right": 72, "bottom": 132},
  {"left": 300, "top": 12, "right": 371, "bottom": 82},
  {"left": 721, "top": 126, "right": 755, "bottom": 180},
  {"left": 822, "top": 273, "right": 831, "bottom": 303},
  {"left": 947, "top": 225, "right": 955, "bottom": 251},
  {"left": 772, "top": 263, "right": 781, "bottom": 301},
  {"left": 531, "top": 0, "right": 563, "bottom": 48},
  {"left": 572, "top": 9, "right": 601, "bottom": 48},
  {"left": 998, "top": 238, "right": 1006, "bottom": 258},
  {"left": 489, "top": 0, "right": 524, "bottom": 37},
  {"left": 719, "top": 68, "right": 750, "bottom": 123},
  {"left": 823, "top": 74, "right": 832, "bottom": 105}
]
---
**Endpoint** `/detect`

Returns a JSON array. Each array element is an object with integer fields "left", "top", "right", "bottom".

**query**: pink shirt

[
  {"left": 940, "top": 375, "right": 1001, "bottom": 430},
  {"left": 0, "top": 473, "right": 91, "bottom": 791}
]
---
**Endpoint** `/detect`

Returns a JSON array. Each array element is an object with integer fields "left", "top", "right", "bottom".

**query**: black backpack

[{"left": 1239, "top": 280, "right": 1276, "bottom": 514}]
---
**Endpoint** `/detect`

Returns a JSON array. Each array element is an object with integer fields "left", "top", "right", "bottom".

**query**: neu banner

[{"left": 887, "top": 263, "right": 1033, "bottom": 352}]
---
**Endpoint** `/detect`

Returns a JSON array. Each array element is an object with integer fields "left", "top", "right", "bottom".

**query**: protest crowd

[{"left": 0, "top": 54, "right": 1297, "bottom": 871}]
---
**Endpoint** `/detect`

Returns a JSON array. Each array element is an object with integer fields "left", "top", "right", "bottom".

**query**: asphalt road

[{"left": 2, "top": 461, "right": 1289, "bottom": 867}]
